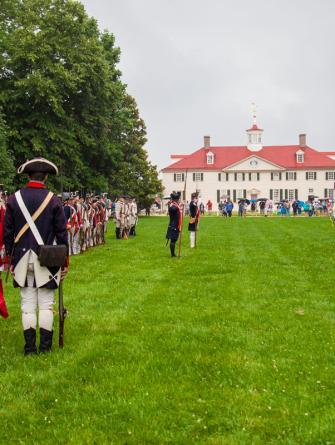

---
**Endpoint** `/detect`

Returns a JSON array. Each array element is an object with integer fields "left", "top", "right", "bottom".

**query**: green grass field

[{"left": 1, "top": 217, "right": 335, "bottom": 444}]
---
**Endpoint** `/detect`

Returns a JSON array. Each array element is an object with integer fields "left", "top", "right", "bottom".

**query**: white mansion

[{"left": 161, "top": 119, "right": 335, "bottom": 210}]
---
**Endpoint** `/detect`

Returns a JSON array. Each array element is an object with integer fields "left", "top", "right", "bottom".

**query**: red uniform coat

[{"left": 0, "top": 205, "right": 8, "bottom": 318}]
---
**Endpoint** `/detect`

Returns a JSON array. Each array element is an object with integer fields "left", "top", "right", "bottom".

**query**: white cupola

[{"left": 246, "top": 103, "right": 263, "bottom": 152}]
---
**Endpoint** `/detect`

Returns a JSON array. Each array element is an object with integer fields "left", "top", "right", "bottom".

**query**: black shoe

[
  {"left": 170, "top": 243, "right": 177, "bottom": 257},
  {"left": 39, "top": 328, "right": 53, "bottom": 353},
  {"left": 23, "top": 328, "right": 37, "bottom": 356}
]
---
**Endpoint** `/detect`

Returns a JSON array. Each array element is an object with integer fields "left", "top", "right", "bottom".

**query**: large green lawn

[{"left": 1, "top": 217, "right": 335, "bottom": 444}]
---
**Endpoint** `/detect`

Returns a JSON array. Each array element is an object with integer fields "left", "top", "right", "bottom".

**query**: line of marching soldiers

[
  {"left": 1, "top": 190, "right": 139, "bottom": 259},
  {"left": 61, "top": 194, "right": 111, "bottom": 256},
  {"left": 62, "top": 194, "right": 139, "bottom": 251},
  {"left": 114, "top": 196, "right": 138, "bottom": 240}
]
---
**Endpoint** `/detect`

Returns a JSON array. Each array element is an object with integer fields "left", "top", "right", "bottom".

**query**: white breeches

[
  {"left": 73, "top": 231, "right": 80, "bottom": 255},
  {"left": 190, "top": 231, "right": 196, "bottom": 248},
  {"left": 90, "top": 228, "right": 95, "bottom": 246},
  {"left": 20, "top": 269, "right": 54, "bottom": 331}
]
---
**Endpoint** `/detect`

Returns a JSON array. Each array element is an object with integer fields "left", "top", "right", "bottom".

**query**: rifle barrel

[{"left": 59, "top": 283, "right": 65, "bottom": 348}]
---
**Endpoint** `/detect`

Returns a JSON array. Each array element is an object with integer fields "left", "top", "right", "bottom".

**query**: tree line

[{"left": 0, "top": 0, "right": 162, "bottom": 209}]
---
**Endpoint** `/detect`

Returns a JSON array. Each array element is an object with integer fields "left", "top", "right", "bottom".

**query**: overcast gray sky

[{"left": 81, "top": 0, "right": 335, "bottom": 169}]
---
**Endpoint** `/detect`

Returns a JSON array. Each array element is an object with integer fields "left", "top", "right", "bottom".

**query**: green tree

[
  {"left": 0, "top": 0, "right": 162, "bottom": 202},
  {"left": 0, "top": 0, "right": 110, "bottom": 190},
  {"left": 0, "top": 110, "right": 15, "bottom": 191},
  {"left": 107, "top": 93, "right": 163, "bottom": 204}
]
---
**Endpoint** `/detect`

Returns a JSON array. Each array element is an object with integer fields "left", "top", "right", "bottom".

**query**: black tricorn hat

[
  {"left": 17, "top": 157, "right": 59, "bottom": 175},
  {"left": 170, "top": 191, "right": 181, "bottom": 200}
]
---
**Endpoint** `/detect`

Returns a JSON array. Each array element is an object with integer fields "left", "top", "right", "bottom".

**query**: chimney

[
  {"left": 299, "top": 133, "right": 306, "bottom": 148},
  {"left": 204, "top": 135, "right": 211, "bottom": 148}
]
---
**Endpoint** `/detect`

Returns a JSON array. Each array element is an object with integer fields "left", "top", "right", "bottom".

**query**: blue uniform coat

[
  {"left": 4, "top": 184, "right": 68, "bottom": 289},
  {"left": 188, "top": 201, "right": 199, "bottom": 232},
  {"left": 166, "top": 202, "right": 181, "bottom": 241}
]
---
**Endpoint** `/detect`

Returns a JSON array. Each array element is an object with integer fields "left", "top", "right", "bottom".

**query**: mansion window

[
  {"left": 207, "top": 153, "right": 214, "bottom": 165},
  {"left": 193, "top": 172, "right": 204, "bottom": 182},
  {"left": 232, "top": 189, "right": 246, "bottom": 201},
  {"left": 273, "top": 189, "right": 280, "bottom": 201},
  {"left": 270, "top": 189, "right": 298, "bottom": 201},
  {"left": 306, "top": 171, "right": 317, "bottom": 180},
  {"left": 220, "top": 189, "right": 230, "bottom": 197},
  {"left": 326, "top": 172, "right": 335, "bottom": 180},
  {"left": 325, "top": 189, "right": 334, "bottom": 199},
  {"left": 286, "top": 172, "right": 297, "bottom": 180},
  {"left": 249, "top": 172, "right": 260, "bottom": 181},
  {"left": 271, "top": 172, "right": 282, "bottom": 181},
  {"left": 296, "top": 150, "right": 305, "bottom": 163},
  {"left": 308, "top": 188, "right": 314, "bottom": 194},
  {"left": 216, "top": 189, "right": 231, "bottom": 202},
  {"left": 288, "top": 189, "right": 295, "bottom": 200},
  {"left": 173, "top": 173, "right": 184, "bottom": 182},
  {"left": 218, "top": 173, "right": 229, "bottom": 181},
  {"left": 234, "top": 173, "right": 245, "bottom": 181}
]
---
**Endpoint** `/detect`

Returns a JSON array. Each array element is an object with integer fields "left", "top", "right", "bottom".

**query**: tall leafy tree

[
  {"left": 0, "top": 110, "right": 15, "bottom": 190},
  {"left": 0, "top": 0, "right": 162, "bottom": 204}
]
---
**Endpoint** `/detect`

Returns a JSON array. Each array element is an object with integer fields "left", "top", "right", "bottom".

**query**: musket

[
  {"left": 5, "top": 246, "right": 14, "bottom": 283},
  {"left": 177, "top": 211, "right": 184, "bottom": 258},
  {"left": 58, "top": 282, "right": 67, "bottom": 348},
  {"left": 79, "top": 226, "right": 85, "bottom": 253},
  {"left": 195, "top": 211, "right": 200, "bottom": 248},
  {"left": 178, "top": 169, "right": 188, "bottom": 258},
  {"left": 102, "top": 223, "right": 106, "bottom": 244}
]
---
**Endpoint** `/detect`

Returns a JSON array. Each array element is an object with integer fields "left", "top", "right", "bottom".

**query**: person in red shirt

[{"left": 206, "top": 200, "right": 213, "bottom": 215}]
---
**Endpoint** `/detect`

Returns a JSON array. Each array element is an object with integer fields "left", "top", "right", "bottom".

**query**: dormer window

[
  {"left": 206, "top": 151, "right": 214, "bottom": 165},
  {"left": 296, "top": 150, "right": 304, "bottom": 163}
]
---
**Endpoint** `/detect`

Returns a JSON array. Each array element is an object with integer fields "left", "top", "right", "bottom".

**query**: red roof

[
  {"left": 246, "top": 124, "right": 263, "bottom": 131},
  {"left": 170, "top": 154, "right": 190, "bottom": 159},
  {"left": 162, "top": 145, "right": 335, "bottom": 171}
]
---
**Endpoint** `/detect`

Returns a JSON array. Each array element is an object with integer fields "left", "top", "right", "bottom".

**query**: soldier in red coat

[{"left": 0, "top": 192, "right": 9, "bottom": 318}]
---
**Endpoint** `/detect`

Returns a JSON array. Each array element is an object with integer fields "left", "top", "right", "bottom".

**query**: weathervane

[{"left": 251, "top": 102, "right": 257, "bottom": 125}]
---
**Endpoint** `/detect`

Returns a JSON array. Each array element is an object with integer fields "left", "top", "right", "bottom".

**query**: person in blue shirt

[{"left": 226, "top": 199, "right": 234, "bottom": 217}]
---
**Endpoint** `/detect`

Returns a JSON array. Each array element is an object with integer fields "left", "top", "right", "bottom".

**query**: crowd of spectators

[{"left": 216, "top": 197, "right": 332, "bottom": 217}]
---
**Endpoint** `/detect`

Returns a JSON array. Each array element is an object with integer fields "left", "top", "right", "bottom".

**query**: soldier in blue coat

[
  {"left": 166, "top": 192, "right": 182, "bottom": 257},
  {"left": 188, "top": 192, "right": 200, "bottom": 248},
  {"left": 4, "top": 158, "right": 69, "bottom": 355}
]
